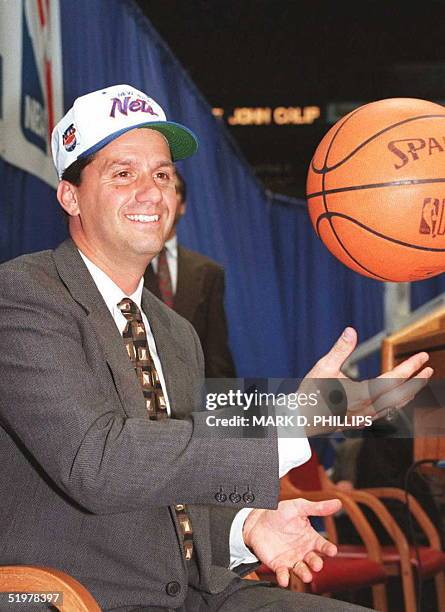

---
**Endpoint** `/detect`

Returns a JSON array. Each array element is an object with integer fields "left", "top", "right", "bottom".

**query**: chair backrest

[
  {"left": 287, "top": 448, "right": 323, "bottom": 490},
  {"left": 0, "top": 566, "right": 101, "bottom": 611}
]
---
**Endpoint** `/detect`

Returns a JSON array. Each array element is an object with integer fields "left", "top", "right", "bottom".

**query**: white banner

[{"left": 0, "top": 0, "right": 63, "bottom": 188}]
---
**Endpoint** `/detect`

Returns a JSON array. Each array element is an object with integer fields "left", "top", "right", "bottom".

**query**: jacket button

[
  {"left": 243, "top": 492, "right": 255, "bottom": 503},
  {"left": 229, "top": 492, "right": 242, "bottom": 503},
  {"left": 215, "top": 491, "right": 227, "bottom": 503},
  {"left": 166, "top": 581, "right": 181, "bottom": 597}
]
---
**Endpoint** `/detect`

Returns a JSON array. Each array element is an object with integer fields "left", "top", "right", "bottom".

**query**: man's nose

[{"left": 135, "top": 174, "right": 162, "bottom": 204}]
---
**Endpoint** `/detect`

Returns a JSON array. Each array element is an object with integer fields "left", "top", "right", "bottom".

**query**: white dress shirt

[{"left": 78, "top": 250, "right": 311, "bottom": 569}]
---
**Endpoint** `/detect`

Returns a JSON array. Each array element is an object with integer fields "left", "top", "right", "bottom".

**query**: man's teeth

[{"left": 126, "top": 214, "right": 159, "bottom": 223}]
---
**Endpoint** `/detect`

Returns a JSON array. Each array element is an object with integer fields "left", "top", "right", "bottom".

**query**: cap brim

[
  {"left": 144, "top": 121, "right": 198, "bottom": 161},
  {"left": 79, "top": 120, "right": 198, "bottom": 162}
]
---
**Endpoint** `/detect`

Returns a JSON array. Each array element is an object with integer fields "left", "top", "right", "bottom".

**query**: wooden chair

[
  {"left": 339, "top": 487, "right": 445, "bottom": 612},
  {"left": 284, "top": 449, "right": 445, "bottom": 612},
  {"left": 256, "top": 452, "right": 389, "bottom": 611},
  {"left": 0, "top": 566, "right": 101, "bottom": 611}
]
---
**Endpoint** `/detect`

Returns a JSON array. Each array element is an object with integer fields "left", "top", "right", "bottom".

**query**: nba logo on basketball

[{"left": 419, "top": 198, "right": 445, "bottom": 237}]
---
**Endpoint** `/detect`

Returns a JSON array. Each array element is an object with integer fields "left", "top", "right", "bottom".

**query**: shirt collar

[
  {"left": 78, "top": 250, "right": 144, "bottom": 314},
  {"left": 164, "top": 234, "right": 178, "bottom": 258}
]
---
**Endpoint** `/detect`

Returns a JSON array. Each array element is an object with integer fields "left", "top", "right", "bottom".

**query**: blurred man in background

[{"left": 145, "top": 170, "right": 236, "bottom": 378}]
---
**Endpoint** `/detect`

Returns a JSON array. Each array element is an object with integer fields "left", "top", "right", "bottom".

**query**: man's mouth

[{"left": 125, "top": 214, "right": 160, "bottom": 223}]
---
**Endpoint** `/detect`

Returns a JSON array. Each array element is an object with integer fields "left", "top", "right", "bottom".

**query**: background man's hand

[{"left": 243, "top": 498, "right": 341, "bottom": 587}]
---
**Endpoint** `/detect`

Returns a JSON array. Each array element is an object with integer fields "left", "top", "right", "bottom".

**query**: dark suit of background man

[
  {"left": 0, "top": 84, "right": 429, "bottom": 611},
  {"left": 144, "top": 170, "right": 236, "bottom": 378}
]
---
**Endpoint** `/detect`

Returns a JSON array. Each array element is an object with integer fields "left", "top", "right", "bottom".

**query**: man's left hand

[
  {"left": 242, "top": 498, "right": 341, "bottom": 587},
  {"left": 302, "top": 327, "right": 433, "bottom": 423}
]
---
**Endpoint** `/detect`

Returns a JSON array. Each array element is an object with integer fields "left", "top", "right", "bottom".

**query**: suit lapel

[{"left": 53, "top": 239, "right": 147, "bottom": 418}]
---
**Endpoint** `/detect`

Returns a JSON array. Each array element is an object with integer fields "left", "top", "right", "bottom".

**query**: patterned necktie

[
  {"left": 157, "top": 247, "right": 174, "bottom": 308},
  {"left": 118, "top": 297, "right": 193, "bottom": 560}
]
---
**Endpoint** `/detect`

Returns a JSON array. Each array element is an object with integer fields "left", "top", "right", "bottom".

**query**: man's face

[{"left": 66, "top": 129, "right": 177, "bottom": 264}]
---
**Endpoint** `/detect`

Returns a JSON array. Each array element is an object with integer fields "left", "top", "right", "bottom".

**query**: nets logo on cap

[
  {"left": 62, "top": 124, "right": 77, "bottom": 152},
  {"left": 109, "top": 96, "right": 159, "bottom": 119}
]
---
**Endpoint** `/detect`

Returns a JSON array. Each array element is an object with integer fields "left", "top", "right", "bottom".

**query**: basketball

[{"left": 306, "top": 98, "right": 445, "bottom": 282}]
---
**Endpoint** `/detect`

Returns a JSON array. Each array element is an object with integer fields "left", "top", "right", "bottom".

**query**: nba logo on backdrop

[
  {"left": 0, "top": 0, "right": 63, "bottom": 187},
  {"left": 20, "top": 0, "right": 58, "bottom": 152},
  {"left": 419, "top": 197, "right": 445, "bottom": 237}
]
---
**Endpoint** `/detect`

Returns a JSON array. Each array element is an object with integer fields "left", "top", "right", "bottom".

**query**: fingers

[
  {"left": 370, "top": 367, "right": 433, "bottom": 419},
  {"left": 315, "top": 533, "right": 338, "bottom": 557},
  {"left": 418, "top": 366, "right": 434, "bottom": 380},
  {"left": 304, "top": 551, "right": 324, "bottom": 572},
  {"left": 275, "top": 565, "right": 292, "bottom": 588},
  {"left": 276, "top": 554, "right": 327, "bottom": 588},
  {"left": 276, "top": 560, "right": 313, "bottom": 587},
  {"left": 380, "top": 351, "right": 430, "bottom": 381},
  {"left": 351, "top": 357, "right": 432, "bottom": 411},
  {"left": 318, "top": 327, "right": 357, "bottom": 374},
  {"left": 292, "top": 560, "right": 313, "bottom": 583},
  {"left": 293, "top": 497, "right": 342, "bottom": 518}
]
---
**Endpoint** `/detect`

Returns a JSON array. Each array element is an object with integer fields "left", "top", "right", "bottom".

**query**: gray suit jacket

[{"left": 0, "top": 239, "right": 279, "bottom": 610}]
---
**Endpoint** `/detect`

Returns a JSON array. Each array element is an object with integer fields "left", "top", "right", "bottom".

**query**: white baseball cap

[{"left": 51, "top": 84, "right": 198, "bottom": 178}]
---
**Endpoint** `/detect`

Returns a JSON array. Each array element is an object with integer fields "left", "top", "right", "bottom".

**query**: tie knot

[{"left": 117, "top": 298, "right": 142, "bottom": 322}]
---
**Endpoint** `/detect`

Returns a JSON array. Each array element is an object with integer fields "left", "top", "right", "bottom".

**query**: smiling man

[
  {"left": 58, "top": 128, "right": 177, "bottom": 294},
  {"left": 0, "top": 85, "right": 431, "bottom": 611}
]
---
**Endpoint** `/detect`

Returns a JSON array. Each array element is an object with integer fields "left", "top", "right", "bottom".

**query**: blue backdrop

[{"left": 2, "top": 0, "right": 445, "bottom": 380}]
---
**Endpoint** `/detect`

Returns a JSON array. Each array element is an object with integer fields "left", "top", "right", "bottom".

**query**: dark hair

[
  {"left": 175, "top": 169, "right": 187, "bottom": 203},
  {"left": 58, "top": 154, "right": 96, "bottom": 224},
  {"left": 61, "top": 153, "right": 96, "bottom": 186}
]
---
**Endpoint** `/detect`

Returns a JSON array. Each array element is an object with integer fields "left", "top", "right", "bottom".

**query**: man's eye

[
  {"left": 155, "top": 171, "right": 170, "bottom": 181},
  {"left": 117, "top": 171, "right": 130, "bottom": 178}
]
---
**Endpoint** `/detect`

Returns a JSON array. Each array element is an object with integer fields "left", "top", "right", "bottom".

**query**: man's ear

[
  {"left": 57, "top": 180, "right": 80, "bottom": 216},
  {"left": 179, "top": 202, "right": 186, "bottom": 217}
]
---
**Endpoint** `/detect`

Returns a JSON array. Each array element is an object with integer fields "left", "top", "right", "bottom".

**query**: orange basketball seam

[
  {"left": 310, "top": 103, "right": 368, "bottom": 175},
  {"left": 316, "top": 212, "right": 445, "bottom": 252},
  {"left": 316, "top": 214, "right": 391, "bottom": 281},
  {"left": 311, "top": 113, "right": 445, "bottom": 174},
  {"left": 317, "top": 106, "right": 366, "bottom": 276},
  {"left": 307, "top": 177, "right": 445, "bottom": 200}
]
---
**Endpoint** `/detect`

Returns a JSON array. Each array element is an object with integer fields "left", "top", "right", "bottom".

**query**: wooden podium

[{"left": 382, "top": 307, "right": 445, "bottom": 463}]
